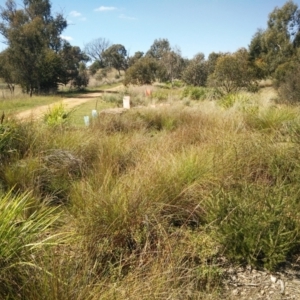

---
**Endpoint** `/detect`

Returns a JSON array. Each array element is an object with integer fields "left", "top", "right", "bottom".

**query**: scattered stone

[
  {"left": 278, "top": 279, "right": 285, "bottom": 294},
  {"left": 232, "top": 289, "right": 239, "bottom": 296},
  {"left": 270, "top": 274, "right": 277, "bottom": 283},
  {"left": 223, "top": 262, "right": 300, "bottom": 299}
]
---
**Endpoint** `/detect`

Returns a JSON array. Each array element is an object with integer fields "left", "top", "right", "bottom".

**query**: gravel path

[{"left": 15, "top": 86, "right": 123, "bottom": 120}]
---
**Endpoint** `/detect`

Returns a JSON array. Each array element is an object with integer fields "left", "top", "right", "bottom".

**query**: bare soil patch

[{"left": 15, "top": 86, "right": 123, "bottom": 120}]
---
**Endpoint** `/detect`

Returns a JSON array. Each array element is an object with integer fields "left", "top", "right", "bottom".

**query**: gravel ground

[{"left": 223, "top": 259, "right": 300, "bottom": 299}]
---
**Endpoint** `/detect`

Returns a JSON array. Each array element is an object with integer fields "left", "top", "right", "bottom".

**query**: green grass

[
  {"left": 0, "top": 95, "right": 63, "bottom": 114},
  {"left": 68, "top": 98, "right": 116, "bottom": 126}
]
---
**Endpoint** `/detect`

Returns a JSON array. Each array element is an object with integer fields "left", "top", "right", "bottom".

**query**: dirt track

[{"left": 15, "top": 86, "right": 123, "bottom": 120}]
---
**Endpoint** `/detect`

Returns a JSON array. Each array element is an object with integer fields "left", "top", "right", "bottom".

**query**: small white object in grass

[
  {"left": 123, "top": 96, "right": 130, "bottom": 109},
  {"left": 92, "top": 110, "right": 98, "bottom": 118},
  {"left": 84, "top": 116, "right": 90, "bottom": 126}
]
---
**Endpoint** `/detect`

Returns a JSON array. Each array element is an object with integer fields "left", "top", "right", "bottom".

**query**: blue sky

[{"left": 0, "top": 0, "right": 296, "bottom": 59}]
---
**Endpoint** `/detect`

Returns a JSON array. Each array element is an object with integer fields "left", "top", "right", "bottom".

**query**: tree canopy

[
  {"left": 102, "top": 44, "right": 128, "bottom": 75},
  {"left": 182, "top": 53, "right": 208, "bottom": 86},
  {"left": 0, "top": 0, "right": 89, "bottom": 95},
  {"left": 249, "top": 0, "right": 300, "bottom": 77},
  {"left": 208, "top": 48, "right": 257, "bottom": 94},
  {"left": 146, "top": 38, "right": 171, "bottom": 60},
  {"left": 1, "top": 0, "right": 300, "bottom": 99},
  {"left": 84, "top": 37, "right": 111, "bottom": 68},
  {"left": 124, "top": 57, "right": 160, "bottom": 86}
]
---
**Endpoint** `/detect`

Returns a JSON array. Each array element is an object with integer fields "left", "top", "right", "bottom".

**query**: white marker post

[
  {"left": 123, "top": 96, "right": 130, "bottom": 109},
  {"left": 92, "top": 109, "right": 98, "bottom": 118},
  {"left": 84, "top": 116, "right": 90, "bottom": 126}
]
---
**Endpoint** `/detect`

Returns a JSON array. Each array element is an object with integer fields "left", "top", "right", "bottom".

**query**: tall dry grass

[{"left": 1, "top": 86, "right": 300, "bottom": 298}]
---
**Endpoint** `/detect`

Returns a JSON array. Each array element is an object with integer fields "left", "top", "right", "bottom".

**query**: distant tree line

[
  {"left": 127, "top": 1, "right": 300, "bottom": 101},
  {"left": 0, "top": 0, "right": 300, "bottom": 100}
]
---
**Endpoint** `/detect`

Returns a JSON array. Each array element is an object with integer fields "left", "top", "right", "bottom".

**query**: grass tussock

[{"left": 2, "top": 87, "right": 300, "bottom": 298}]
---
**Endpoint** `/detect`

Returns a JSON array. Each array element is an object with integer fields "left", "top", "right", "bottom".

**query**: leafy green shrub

[
  {"left": 181, "top": 86, "right": 207, "bottom": 100},
  {"left": 190, "top": 87, "right": 206, "bottom": 100},
  {"left": 205, "top": 185, "right": 300, "bottom": 270},
  {"left": 43, "top": 103, "right": 70, "bottom": 127},
  {"left": 208, "top": 49, "right": 257, "bottom": 95},
  {"left": 278, "top": 62, "right": 300, "bottom": 103}
]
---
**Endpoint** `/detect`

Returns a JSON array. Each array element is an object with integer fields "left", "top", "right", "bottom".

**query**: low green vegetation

[
  {"left": 0, "top": 95, "right": 63, "bottom": 114},
  {"left": 1, "top": 85, "right": 300, "bottom": 298}
]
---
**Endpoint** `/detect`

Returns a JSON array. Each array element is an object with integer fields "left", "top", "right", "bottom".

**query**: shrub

[
  {"left": 181, "top": 86, "right": 207, "bottom": 100},
  {"left": 208, "top": 49, "right": 257, "bottom": 95},
  {"left": 205, "top": 185, "right": 300, "bottom": 270},
  {"left": 43, "top": 103, "right": 71, "bottom": 127},
  {"left": 124, "top": 57, "right": 159, "bottom": 85},
  {"left": 278, "top": 62, "right": 300, "bottom": 103}
]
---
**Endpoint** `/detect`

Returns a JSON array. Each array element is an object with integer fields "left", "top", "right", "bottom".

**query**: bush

[
  {"left": 43, "top": 103, "right": 71, "bottom": 127},
  {"left": 124, "top": 57, "right": 159, "bottom": 85},
  {"left": 278, "top": 63, "right": 300, "bottom": 103},
  {"left": 208, "top": 49, "right": 257, "bottom": 95},
  {"left": 205, "top": 185, "right": 300, "bottom": 270},
  {"left": 181, "top": 86, "right": 207, "bottom": 100}
]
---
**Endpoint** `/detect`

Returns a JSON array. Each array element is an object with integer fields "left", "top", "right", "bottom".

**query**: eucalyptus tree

[
  {"left": 102, "top": 44, "right": 128, "bottom": 75},
  {"left": 160, "top": 47, "right": 185, "bottom": 84},
  {"left": 208, "top": 48, "right": 256, "bottom": 94},
  {"left": 182, "top": 53, "right": 208, "bottom": 86},
  {"left": 0, "top": 0, "right": 88, "bottom": 95},
  {"left": 124, "top": 57, "right": 159, "bottom": 85},
  {"left": 249, "top": 0, "right": 300, "bottom": 77},
  {"left": 146, "top": 39, "right": 185, "bottom": 83},
  {"left": 128, "top": 51, "right": 144, "bottom": 67},
  {"left": 0, "top": 49, "right": 16, "bottom": 93},
  {"left": 146, "top": 38, "right": 171, "bottom": 60}
]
